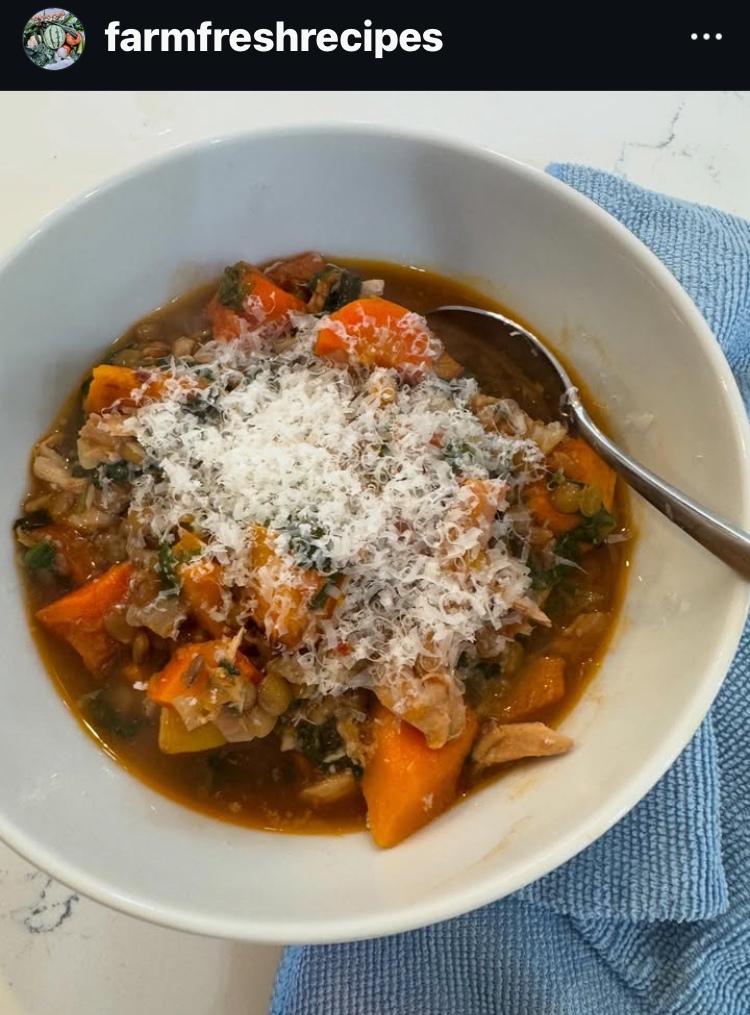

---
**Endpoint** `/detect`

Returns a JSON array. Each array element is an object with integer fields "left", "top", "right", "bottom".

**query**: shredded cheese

[{"left": 123, "top": 311, "right": 545, "bottom": 709}]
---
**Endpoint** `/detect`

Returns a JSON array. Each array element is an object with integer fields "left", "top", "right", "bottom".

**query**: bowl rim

[{"left": 2, "top": 122, "right": 749, "bottom": 943}]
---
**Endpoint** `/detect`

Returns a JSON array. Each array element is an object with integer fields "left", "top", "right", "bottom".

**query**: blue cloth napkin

[{"left": 270, "top": 167, "right": 750, "bottom": 1015}]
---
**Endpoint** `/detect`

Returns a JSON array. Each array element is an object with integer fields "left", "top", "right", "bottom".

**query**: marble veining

[
  {"left": 615, "top": 101, "right": 686, "bottom": 177},
  {"left": 11, "top": 873, "right": 79, "bottom": 935}
]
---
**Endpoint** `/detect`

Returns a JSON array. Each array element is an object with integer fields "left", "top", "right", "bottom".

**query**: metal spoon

[{"left": 427, "top": 305, "right": 750, "bottom": 580}]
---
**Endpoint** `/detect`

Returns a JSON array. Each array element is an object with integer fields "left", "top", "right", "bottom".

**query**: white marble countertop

[{"left": 2, "top": 89, "right": 749, "bottom": 1015}]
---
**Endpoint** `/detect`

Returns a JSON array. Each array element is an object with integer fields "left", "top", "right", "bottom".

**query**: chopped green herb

[
  {"left": 531, "top": 506, "right": 616, "bottom": 590},
  {"left": 156, "top": 541, "right": 180, "bottom": 589},
  {"left": 14, "top": 510, "right": 51, "bottom": 532},
  {"left": 287, "top": 523, "right": 331, "bottom": 572},
  {"left": 440, "top": 440, "right": 476, "bottom": 475},
  {"left": 217, "top": 262, "right": 254, "bottom": 312},
  {"left": 24, "top": 541, "right": 55, "bottom": 572},
  {"left": 322, "top": 267, "right": 363, "bottom": 313},
  {"left": 218, "top": 660, "right": 241, "bottom": 676},
  {"left": 309, "top": 573, "right": 343, "bottom": 610},
  {"left": 296, "top": 717, "right": 357, "bottom": 773},
  {"left": 183, "top": 393, "right": 220, "bottom": 422},
  {"left": 104, "top": 460, "right": 130, "bottom": 482}
]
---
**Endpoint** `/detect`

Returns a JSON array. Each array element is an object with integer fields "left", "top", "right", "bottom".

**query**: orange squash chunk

[
  {"left": 83, "top": 365, "right": 174, "bottom": 415},
  {"left": 148, "top": 640, "right": 262, "bottom": 707},
  {"left": 36, "top": 562, "right": 134, "bottom": 673},
  {"left": 247, "top": 525, "right": 329, "bottom": 649},
  {"left": 524, "top": 481, "right": 582, "bottom": 535},
  {"left": 491, "top": 656, "right": 566, "bottom": 723},
  {"left": 207, "top": 262, "right": 305, "bottom": 342},
  {"left": 180, "top": 559, "right": 229, "bottom": 638},
  {"left": 314, "top": 297, "right": 437, "bottom": 373},
  {"left": 547, "top": 438, "right": 616, "bottom": 512},
  {"left": 362, "top": 702, "right": 478, "bottom": 848}
]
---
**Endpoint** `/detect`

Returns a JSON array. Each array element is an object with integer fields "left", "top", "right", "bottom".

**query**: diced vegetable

[
  {"left": 83, "top": 365, "right": 169, "bottom": 415},
  {"left": 36, "top": 562, "right": 134, "bottom": 672},
  {"left": 180, "top": 558, "right": 228, "bottom": 637},
  {"left": 548, "top": 438, "right": 616, "bottom": 512},
  {"left": 524, "top": 480, "right": 582, "bottom": 535},
  {"left": 24, "top": 525, "right": 99, "bottom": 585},
  {"left": 147, "top": 640, "right": 262, "bottom": 707},
  {"left": 487, "top": 656, "right": 566, "bottom": 723},
  {"left": 525, "top": 439, "right": 616, "bottom": 536},
  {"left": 24, "top": 540, "right": 56, "bottom": 572},
  {"left": 84, "top": 365, "right": 139, "bottom": 414},
  {"left": 362, "top": 702, "right": 478, "bottom": 848},
  {"left": 265, "top": 251, "right": 326, "bottom": 299},
  {"left": 158, "top": 707, "right": 226, "bottom": 754},
  {"left": 207, "top": 262, "right": 305, "bottom": 341},
  {"left": 247, "top": 525, "right": 330, "bottom": 648},
  {"left": 314, "top": 298, "right": 437, "bottom": 374}
]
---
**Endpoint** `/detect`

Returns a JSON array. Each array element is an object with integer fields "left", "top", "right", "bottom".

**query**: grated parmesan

[{"left": 122, "top": 311, "right": 546, "bottom": 715}]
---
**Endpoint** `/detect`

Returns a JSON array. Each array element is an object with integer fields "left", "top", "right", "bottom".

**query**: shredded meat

[
  {"left": 77, "top": 414, "right": 132, "bottom": 469},
  {"left": 375, "top": 666, "right": 466, "bottom": 749},
  {"left": 32, "top": 437, "right": 86, "bottom": 492},
  {"left": 512, "top": 596, "right": 551, "bottom": 627},
  {"left": 300, "top": 771, "right": 358, "bottom": 806},
  {"left": 471, "top": 720, "right": 573, "bottom": 772}
]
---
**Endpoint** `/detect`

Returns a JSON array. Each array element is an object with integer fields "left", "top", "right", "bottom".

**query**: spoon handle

[{"left": 571, "top": 402, "right": 750, "bottom": 580}]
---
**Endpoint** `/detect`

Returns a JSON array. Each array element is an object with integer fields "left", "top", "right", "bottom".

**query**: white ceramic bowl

[{"left": 0, "top": 127, "right": 747, "bottom": 944}]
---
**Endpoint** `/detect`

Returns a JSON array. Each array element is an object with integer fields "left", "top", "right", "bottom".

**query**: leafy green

[
  {"left": 286, "top": 523, "right": 331, "bottom": 572},
  {"left": 296, "top": 717, "right": 362, "bottom": 777},
  {"left": 309, "top": 573, "right": 343, "bottom": 610},
  {"left": 555, "top": 506, "right": 615, "bottom": 562},
  {"left": 156, "top": 541, "right": 180, "bottom": 589},
  {"left": 24, "top": 541, "right": 55, "bottom": 572},
  {"left": 217, "top": 263, "right": 254, "bottom": 312},
  {"left": 104, "top": 460, "right": 130, "bottom": 482},
  {"left": 156, "top": 539, "right": 201, "bottom": 590},
  {"left": 87, "top": 695, "right": 140, "bottom": 739},
  {"left": 14, "top": 510, "right": 51, "bottom": 532},
  {"left": 440, "top": 440, "right": 476, "bottom": 475},
  {"left": 182, "top": 392, "right": 220, "bottom": 422},
  {"left": 218, "top": 660, "right": 241, "bottom": 676},
  {"left": 531, "top": 506, "right": 616, "bottom": 590},
  {"left": 322, "top": 268, "right": 363, "bottom": 313}
]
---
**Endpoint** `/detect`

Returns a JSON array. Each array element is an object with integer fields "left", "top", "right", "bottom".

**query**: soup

[{"left": 15, "top": 254, "right": 628, "bottom": 847}]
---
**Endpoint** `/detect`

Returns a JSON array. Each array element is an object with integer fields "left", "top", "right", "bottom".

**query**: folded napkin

[{"left": 270, "top": 167, "right": 750, "bottom": 1015}]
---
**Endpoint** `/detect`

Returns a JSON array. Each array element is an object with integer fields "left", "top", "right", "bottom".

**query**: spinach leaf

[
  {"left": 217, "top": 262, "right": 254, "bottom": 312},
  {"left": 296, "top": 717, "right": 360, "bottom": 776},
  {"left": 14, "top": 510, "right": 51, "bottom": 532},
  {"left": 309, "top": 573, "right": 343, "bottom": 610},
  {"left": 156, "top": 541, "right": 180, "bottom": 589},
  {"left": 322, "top": 268, "right": 363, "bottom": 313},
  {"left": 86, "top": 695, "right": 140, "bottom": 739},
  {"left": 24, "top": 541, "right": 55, "bottom": 572},
  {"left": 104, "top": 460, "right": 130, "bottom": 482},
  {"left": 531, "top": 506, "right": 616, "bottom": 590},
  {"left": 440, "top": 440, "right": 476, "bottom": 475}
]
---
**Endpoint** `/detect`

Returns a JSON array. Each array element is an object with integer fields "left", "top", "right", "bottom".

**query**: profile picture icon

[{"left": 23, "top": 8, "right": 84, "bottom": 69}]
